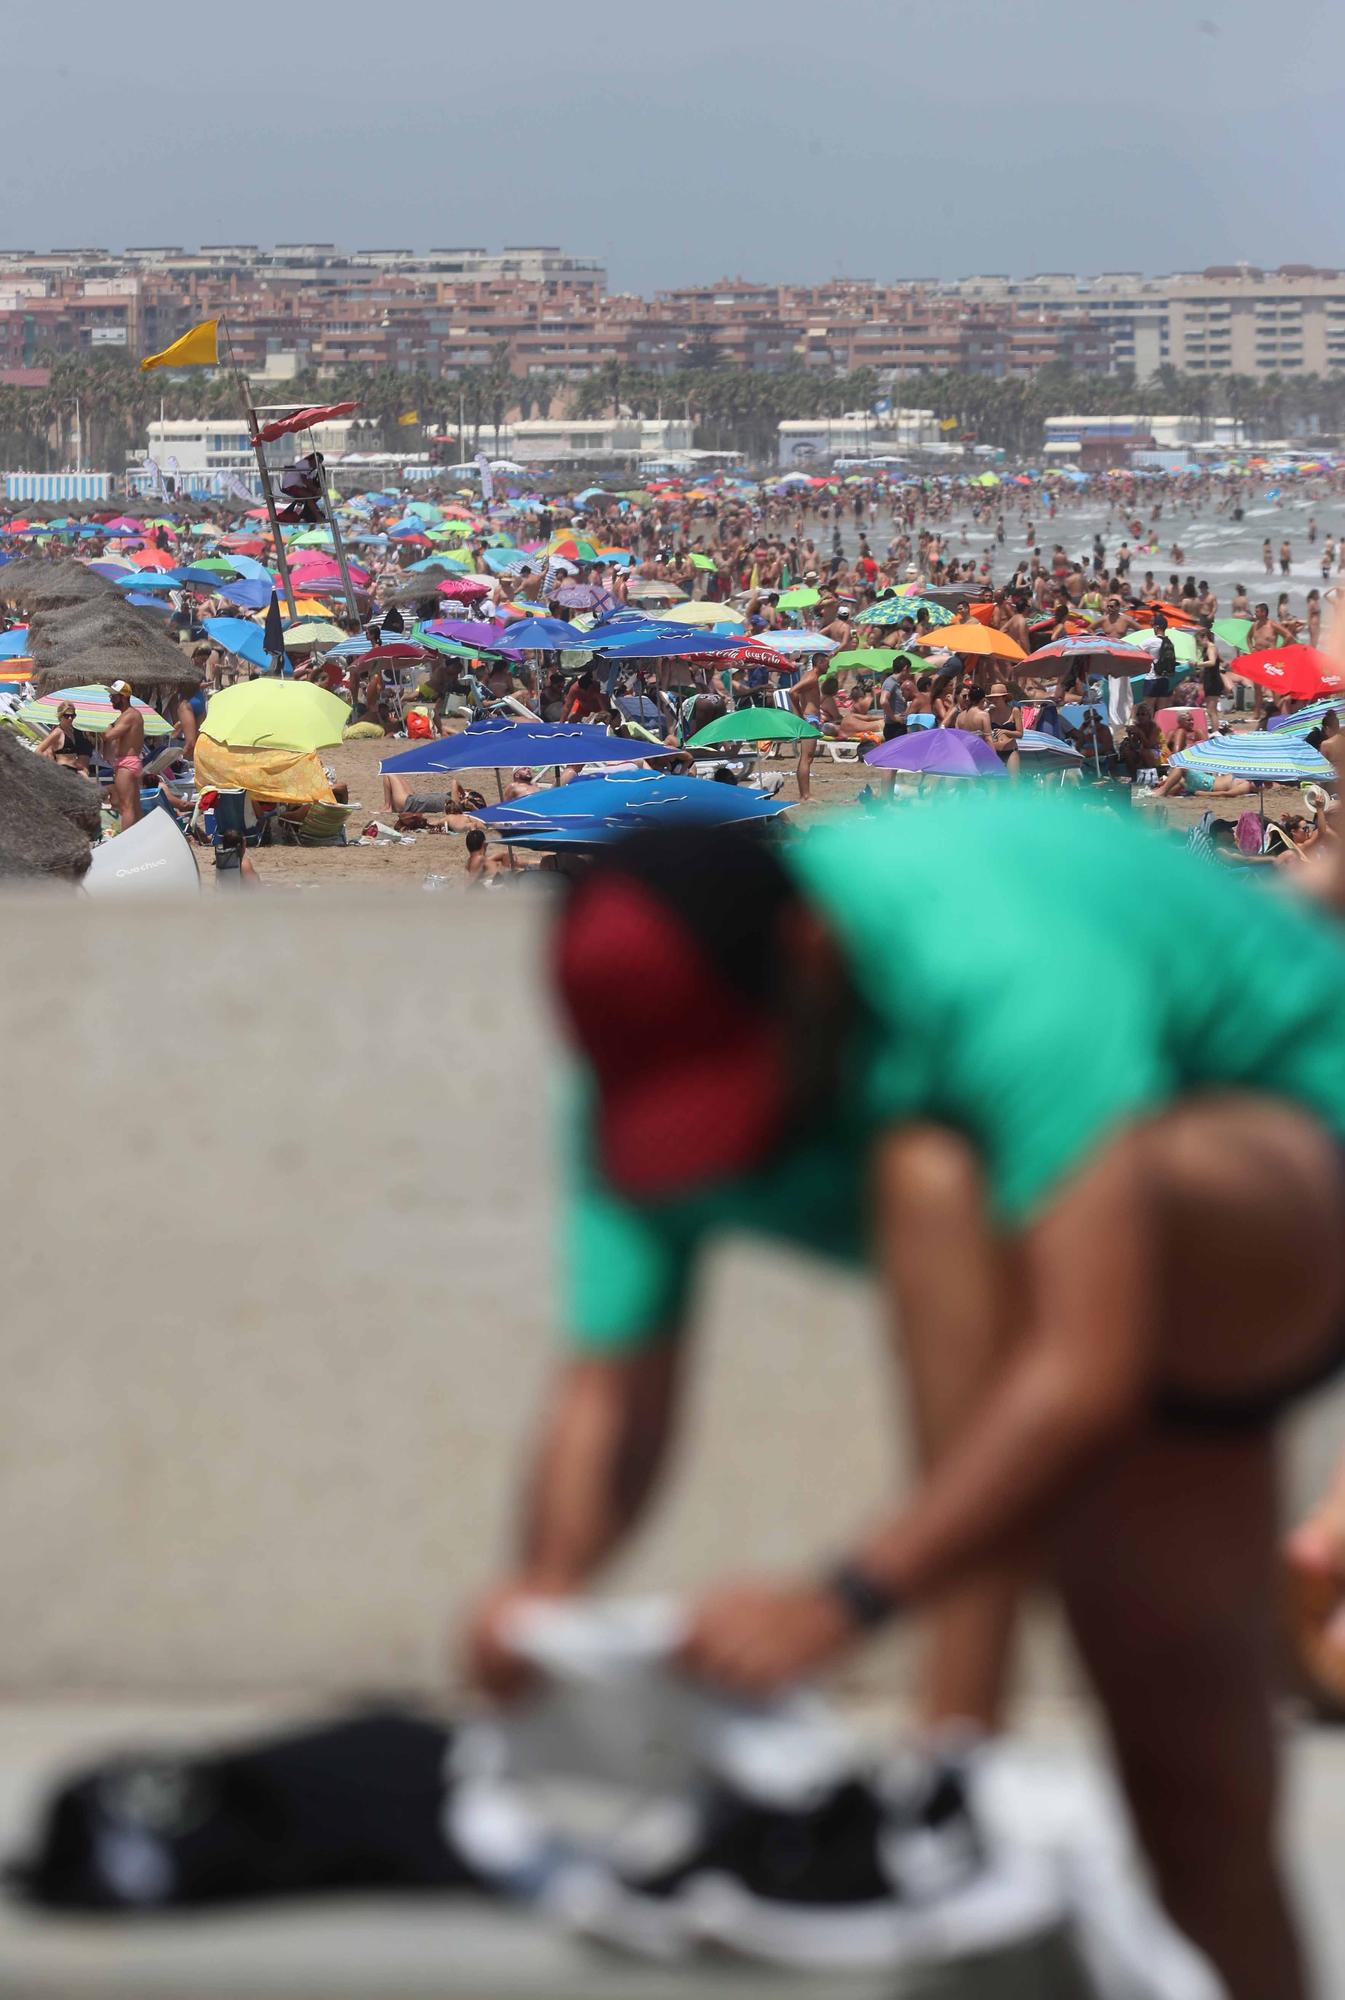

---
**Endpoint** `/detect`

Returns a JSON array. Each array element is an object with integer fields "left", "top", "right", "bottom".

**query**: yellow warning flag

[
  {"left": 939, "top": 416, "right": 958, "bottom": 432},
  {"left": 397, "top": 410, "right": 420, "bottom": 426},
  {"left": 140, "top": 320, "right": 220, "bottom": 372}
]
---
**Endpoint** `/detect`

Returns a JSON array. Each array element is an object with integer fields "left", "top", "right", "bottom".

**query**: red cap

[{"left": 555, "top": 874, "right": 789, "bottom": 1200}]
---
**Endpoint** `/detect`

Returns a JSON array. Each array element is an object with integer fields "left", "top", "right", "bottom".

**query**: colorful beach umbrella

[
  {"left": 1173, "top": 732, "right": 1334, "bottom": 785},
  {"left": 474, "top": 770, "right": 792, "bottom": 844},
  {"left": 282, "top": 620, "right": 345, "bottom": 650},
  {"left": 864, "top": 727, "right": 1007, "bottom": 777},
  {"left": 1266, "top": 696, "right": 1345, "bottom": 738},
  {"left": 687, "top": 707, "right": 822, "bottom": 748},
  {"left": 913, "top": 624, "right": 1026, "bottom": 661},
  {"left": 204, "top": 680, "right": 350, "bottom": 754},
  {"left": 24, "top": 685, "right": 171, "bottom": 738},
  {"left": 1231, "top": 646, "right": 1345, "bottom": 703}
]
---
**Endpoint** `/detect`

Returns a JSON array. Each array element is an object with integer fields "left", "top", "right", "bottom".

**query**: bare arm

[
  {"left": 849, "top": 1141, "right": 1154, "bottom": 1603},
  {"left": 679, "top": 1140, "right": 1158, "bottom": 1692},
  {"left": 464, "top": 1342, "right": 685, "bottom": 1692},
  {"left": 517, "top": 1348, "right": 684, "bottom": 1585}
]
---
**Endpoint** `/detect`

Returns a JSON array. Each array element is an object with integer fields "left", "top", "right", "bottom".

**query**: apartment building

[
  {"left": 943, "top": 266, "right": 1345, "bottom": 378},
  {"left": 1, "top": 247, "right": 1340, "bottom": 386}
]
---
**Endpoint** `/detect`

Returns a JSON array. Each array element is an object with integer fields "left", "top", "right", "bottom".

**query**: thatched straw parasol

[
  {"left": 0, "top": 732, "right": 101, "bottom": 882},
  {"left": 26, "top": 604, "right": 180, "bottom": 669},
  {"left": 0, "top": 559, "right": 119, "bottom": 613},
  {"left": 34, "top": 645, "right": 203, "bottom": 699}
]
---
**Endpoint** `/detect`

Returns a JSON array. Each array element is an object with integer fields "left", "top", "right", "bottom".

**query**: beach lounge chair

[{"left": 278, "top": 800, "right": 358, "bottom": 847}]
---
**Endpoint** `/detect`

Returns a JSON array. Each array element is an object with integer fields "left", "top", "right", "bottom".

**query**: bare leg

[
  {"left": 796, "top": 737, "right": 815, "bottom": 801},
  {"left": 870, "top": 1127, "right": 1028, "bottom": 1731},
  {"left": 112, "top": 766, "right": 141, "bottom": 828},
  {"left": 1059, "top": 1431, "right": 1305, "bottom": 2000},
  {"left": 1052, "top": 1097, "right": 1344, "bottom": 1998}
]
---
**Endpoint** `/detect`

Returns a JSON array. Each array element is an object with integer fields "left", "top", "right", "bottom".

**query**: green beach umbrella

[
  {"left": 1212, "top": 619, "right": 1253, "bottom": 654},
  {"left": 855, "top": 597, "right": 954, "bottom": 629},
  {"left": 282, "top": 619, "right": 344, "bottom": 649},
  {"left": 778, "top": 585, "right": 821, "bottom": 610},
  {"left": 1121, "top": 628, "right": 1199, "bottom": 667},
  {"left": 831, "top": 647, "right": 909, "bottom": 673},
  {"left": 687, "top": 553, "right": 717, "bottom": 571},
  {"left": 687, "top": 707, "right": 822, "bottom": 748},
  {"left": 411, "top": 626, "right": 483, "bottom": 660}
]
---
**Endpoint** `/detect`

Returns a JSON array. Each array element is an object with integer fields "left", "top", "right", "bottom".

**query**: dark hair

[
  {"left": 465, "top": 829, "right": 486, "bottom": 853},
  {"left": 568, "top": 828, "right": 797, "bottom": 1004}
]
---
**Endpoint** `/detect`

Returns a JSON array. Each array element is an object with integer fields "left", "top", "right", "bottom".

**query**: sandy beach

[{"left": 233, "top": 731, "right": 1297, "bottom": 893}]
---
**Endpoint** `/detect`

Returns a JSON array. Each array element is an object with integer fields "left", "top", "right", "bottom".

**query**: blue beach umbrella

[
  {"left": 225, "top": 554, "right": 275, "bottom": 582},
  {"left": 475, "top": 770, "right": 792, "bottom": 843},
  {"left": 115, "top": 570, "right": 185, "bottom": 591},
  {"left": 216, "top": 579, "right": 276, "bottom": 611},
  {"left": 501, "top": 617, "right": 595, "bottom": 651},
  {"left": 204, "top": 616, "right": 275, "bottom": 672},
  {"left": 380, "top": 719, "right": 643, "bottom": 775}
]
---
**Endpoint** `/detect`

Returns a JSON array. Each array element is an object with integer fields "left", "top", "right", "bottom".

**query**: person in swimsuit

[
  {"left": 102, "top": 680, "right": 145, "bottom": 829},
  {"left": 36, "top": 702, "right": 96, "bottom": 776},
  {"left": 984, "top": 680, "right": 1022, "bottom": 774},
  {"left": 789, "top": 658, "right": 824, "bottom": 801},
  {"left": 467, "top": 794, "right": 1345, "bottom": 1998}
]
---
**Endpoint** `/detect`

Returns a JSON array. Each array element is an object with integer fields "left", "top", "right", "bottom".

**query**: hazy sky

[{"left": 7, "top": 0, "right": 1343, "bottom": 293}]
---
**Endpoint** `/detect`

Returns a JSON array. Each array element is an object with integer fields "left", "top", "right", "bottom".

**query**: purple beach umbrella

[
  {"left": 864, "top": 727, "right": 1007, "bottom": 778},
  {"left": 422, "top": 618, "right": 525, "bottom": 660}
]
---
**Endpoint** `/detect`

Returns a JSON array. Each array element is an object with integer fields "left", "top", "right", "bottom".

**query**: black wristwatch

[{"left": 824, "top": 1560, "right": 905, "bottom": 1633}]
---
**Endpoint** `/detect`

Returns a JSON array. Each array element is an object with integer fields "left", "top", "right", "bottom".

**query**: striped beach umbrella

[
  {"left": 1173, "top": 732, "right": 1335, "bottom": 784},
  {"left": 1266, "top": 697, "right": 1345, "bottom": 738},
  {"left": 23, "top": 684, "right": 172, "bottom": 737}
]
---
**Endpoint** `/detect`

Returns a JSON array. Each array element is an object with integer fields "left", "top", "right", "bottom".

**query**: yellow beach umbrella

[
  {"left": 281, "top": 620, "right": 345, "bottom": 650},
  {"left": 203, "top": 679, "right": 351, "bottom": 753},
  {"left": 660, "top": 602, "right": 748, "bottom": 631}
]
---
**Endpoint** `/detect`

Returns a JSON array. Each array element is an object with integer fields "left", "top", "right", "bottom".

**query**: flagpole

[
  {"left": 310, "top": 445, "right": 361, "bottom": 628},
  {"left": 221, "top": 317, "right": 298, "bottom": 622}
]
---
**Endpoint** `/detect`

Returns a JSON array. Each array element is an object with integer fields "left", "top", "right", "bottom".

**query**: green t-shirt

[{"left": 564, "top": 790, "right": 1345, "bottom": 1353}]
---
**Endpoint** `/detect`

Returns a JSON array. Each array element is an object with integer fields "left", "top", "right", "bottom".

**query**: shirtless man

[
  {"left": 790, "top": 658, "right": 825, "bottom": 802},
  {"left": 103, "top": 680, "right": 144, "bottom": 829},
  {"left": 1001, "top": 593, "right": 1033, "bottom": 655},
  {"left": 952, "top": 688, "right": 992, "bottom": 752},
  {"left": 1088, "top": 592, "right": 1136, "bottom": 640}
]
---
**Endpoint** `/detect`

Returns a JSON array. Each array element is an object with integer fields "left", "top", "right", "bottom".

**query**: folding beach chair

[
  {"left": 211, "top": 787, "right": 270, "bottom": 848},
  {"left": 278, "top": 800, "right": 358, "bottom": 847}
]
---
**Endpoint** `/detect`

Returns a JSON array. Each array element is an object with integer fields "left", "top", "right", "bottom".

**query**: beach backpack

[
  {"left": 10, "top": 1710, "right": 473, "bottom": 1910},
  {"left": 1234, "top": 810, "right": 1265, "bottom": 856}
]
